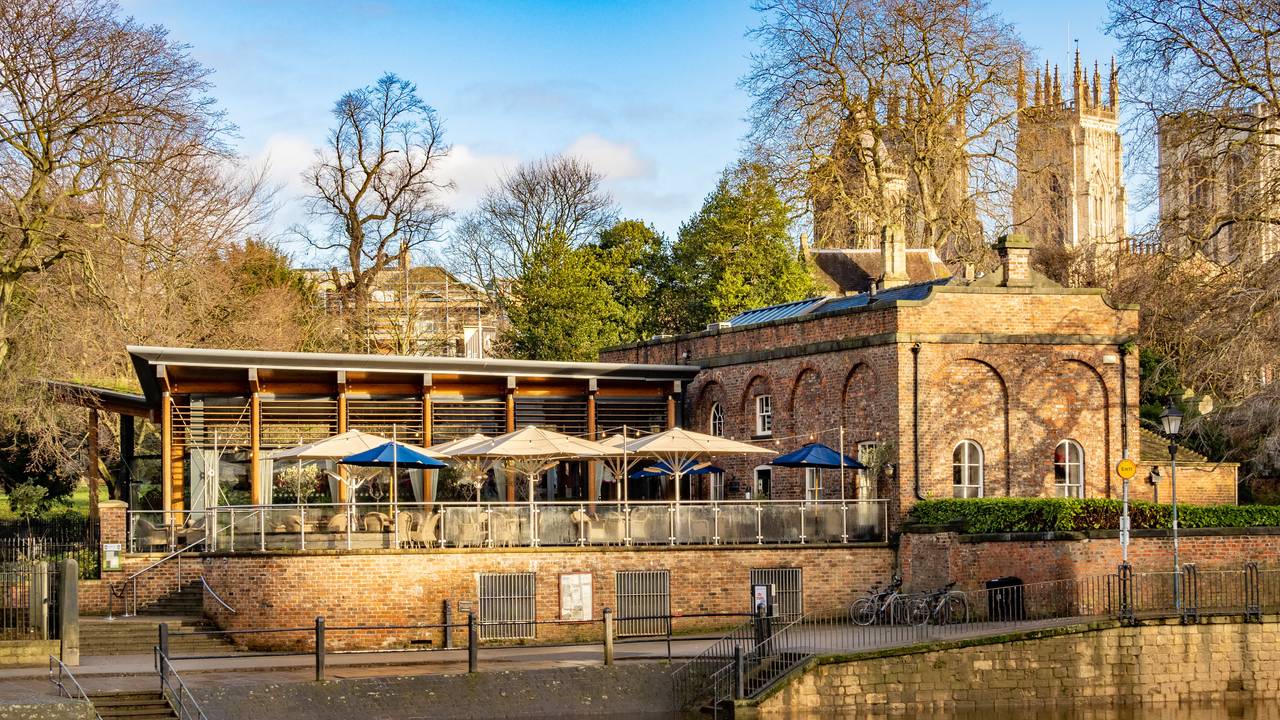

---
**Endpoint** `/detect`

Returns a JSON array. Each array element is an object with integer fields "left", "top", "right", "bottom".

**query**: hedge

[{"left": 906, "top": 498, "right": 1280, "bottom": 534}]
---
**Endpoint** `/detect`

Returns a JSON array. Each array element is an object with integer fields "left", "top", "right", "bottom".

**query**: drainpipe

[
  {"left": 1119, "top": 344, "right": 1130, "bottom": 458},
  {"left": 911, "top": 343, "right": 924, "bottom": 500}
]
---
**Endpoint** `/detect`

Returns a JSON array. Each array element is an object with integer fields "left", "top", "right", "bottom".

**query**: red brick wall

[
  {"left": 81, "top": 555, "right": 186, "bottom": 616},
  {"left": 1130, "top": 461, "right": 1239, "bottom": 506},
  {"left": 601, "top": 287, "right": 1166, "bottom": 522},
  {"left": 200, "top": 546, "right": 895, "bottom": 650}
]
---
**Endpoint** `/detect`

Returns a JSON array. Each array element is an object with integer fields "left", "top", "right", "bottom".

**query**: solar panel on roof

[{"left": 727, "top": 297, "right": 826, "bottom": 327}]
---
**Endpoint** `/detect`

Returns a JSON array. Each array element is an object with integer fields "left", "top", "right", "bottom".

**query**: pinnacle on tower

[
  {"left": 1044, "top": 60, "right": 1052, "bottom": 103},
  {"left": 1092, "top": 61, "right": 1101, "bottom": 107},
  {"left": 1052, "top": 65, "right": 1061, "bottom": 105},
  {"left": 1033, "top": 69, "right": 1042, "bottom": 107},
  {"left": 1073, "top": 47, "right": 1083, "bottom": 105},
  {"left": 1017, "top": 63, "right": 1026, "bottom": 110},
  {"left": 1109, "top": 57, "right": 1119, "bottom": 109}
]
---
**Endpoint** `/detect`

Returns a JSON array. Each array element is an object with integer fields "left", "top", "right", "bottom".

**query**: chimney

[
  {"left": 997, "top": 234, "right": 1033, "bottom": 287},
  {"left": 880, "top": 224, "right": 909, "bottom": 290}
]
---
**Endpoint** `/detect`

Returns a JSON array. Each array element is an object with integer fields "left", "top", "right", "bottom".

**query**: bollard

[
  {"left": 467, "top": 612, "right": 479, "bottom": 673},
  {"left": 158, "top": 622, "right": 169, "bottom": 659},
  {"left": 733, "top": 645, "right": 745, "bottom": 700},
  {"left": 315, "top": 616, "right": 326, "bottom": 681},
  {"left": 443, "top": 600, "right": 454, "bottom": 650},
  {"left": 603, "top": 608, "right": 614, "bottom": 666}
]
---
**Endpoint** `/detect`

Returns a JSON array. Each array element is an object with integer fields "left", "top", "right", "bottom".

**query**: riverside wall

[{"left": 753, "top": 616, "right": 1280, "bottom": 717}]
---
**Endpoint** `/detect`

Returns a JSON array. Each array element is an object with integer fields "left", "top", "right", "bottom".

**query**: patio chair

[
  {"left": 325, "top": 513, "right": 349, "bottom": 533},
  {"left": 490, "top": 515, "right": 521, "bottom": 547},
  {"left": 133, "top": 518, "right": 168, "bottom": 552},
  {"left": 284, "top": 514, "right": 304, "bottom": 533},
  {"left": 571, "top": 509, "right": 609, "bottom": 545},
  {"left": 362, "top": 512, "right": 386, "bottom": 532},
  {"left": 395, "top": 512, "right": 415, "bottom": 542},
  {"left": 416, "top": 512, "right": 439, "bottom": 548}
]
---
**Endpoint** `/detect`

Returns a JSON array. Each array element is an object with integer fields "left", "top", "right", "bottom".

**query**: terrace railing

[{"left": 204, "top": 499, "right": 890, "bottom": 552}]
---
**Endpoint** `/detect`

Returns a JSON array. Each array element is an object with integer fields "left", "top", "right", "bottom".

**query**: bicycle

[
  {"left": 849, "top": 576, "right": 922, "bottom": 626},
  {"left": 910, "top": 581, "right": 970, "bottom": 626}
]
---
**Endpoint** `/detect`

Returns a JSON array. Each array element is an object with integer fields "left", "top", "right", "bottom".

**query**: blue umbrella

[
  {"left": 340, "top": 441, "right": 448, "bottom": 470},
  {"left": 629, "top": 460, "right": 724, "bottom": 479},
  {"left": 769, "top": 442, "right": 865, "bottom": 469}
]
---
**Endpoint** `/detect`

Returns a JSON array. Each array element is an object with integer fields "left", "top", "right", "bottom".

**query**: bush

[{"left": 907, "top": 498, "right": 1280, "bottom": 533}]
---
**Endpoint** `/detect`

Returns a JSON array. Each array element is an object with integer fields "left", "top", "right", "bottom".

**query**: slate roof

[{"left": 726, "top": 278, "right": 953, "bottom": 328}]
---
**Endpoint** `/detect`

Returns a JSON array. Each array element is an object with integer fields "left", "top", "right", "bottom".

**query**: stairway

[
  {"left": 88, "top": 691, "right": 177, "bottom": 719},
  {"left": 137, "top": 579, "right": 204, "bottom": 617},
  {"left": 81, "top": 616, "right": 237, "bottom": 656}
]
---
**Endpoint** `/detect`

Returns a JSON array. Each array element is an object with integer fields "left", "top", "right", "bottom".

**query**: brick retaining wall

[
  {"left": 900, "top": 529, "right": 1280, "bottom": 591},
  {"left": 200, "top": 545, "right": 895, "bottom": 650},
  {"left": 754, "top": 616, "right": 1280, "bottom": 716}
]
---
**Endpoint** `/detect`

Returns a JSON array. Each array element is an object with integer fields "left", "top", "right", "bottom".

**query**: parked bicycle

[
  {"left": 910, "top": 581, "right": 970, "bottom": 626},
  {"left": 849, "top": 575, "right": 922, "bottom": 625}
]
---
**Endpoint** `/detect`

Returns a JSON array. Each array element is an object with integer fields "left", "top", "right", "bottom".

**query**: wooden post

[
  {"left": 422, "top": 374, "right": 433, "bottom": 502},
  {"left": 666, "top": 383, "right": 678, "bottom": 430},
  {"left": 505, "top": 377, "right": 517, "bottom": 502},
  {"left": 250, "top": 392, "right": 261, "bottom": 506},
  {"left": 87, "top": 408, "right": 100, "bottom": 524},
  {"left": 161, "top": 392, "right": 172, "bottom": 515}
]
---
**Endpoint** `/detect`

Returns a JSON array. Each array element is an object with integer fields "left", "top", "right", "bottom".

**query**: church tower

[{"left": 1014, "top": 51, "right": 1127, "bottom": 260}]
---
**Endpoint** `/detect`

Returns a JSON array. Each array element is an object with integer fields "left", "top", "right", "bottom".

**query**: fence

[
  {"left": 0, "top": 518, "right": 99, "bottom": 580},
  {"left": 196, "top": 499, "right": 890, "bottom": 553},
  {"left": 672, "top": 562, "right": 1280, "bottom": 713},
  {"left": 0, "top": 562, "right": 62, "bottom": 641}
]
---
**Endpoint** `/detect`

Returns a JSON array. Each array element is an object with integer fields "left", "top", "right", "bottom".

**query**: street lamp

[{"left": 1159, "top": 399, "right": 1184, "bottom": 608}]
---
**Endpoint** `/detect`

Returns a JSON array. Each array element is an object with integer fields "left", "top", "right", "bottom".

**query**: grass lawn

[{"left": 0, "top": 482, "right": 110, "bottom": 521}]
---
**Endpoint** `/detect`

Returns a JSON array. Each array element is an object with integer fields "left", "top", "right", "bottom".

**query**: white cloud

[
  {"left": 562, "top": 134, "right": 654, "bottom": 181},
  {"left": 437, "top": 144, "right": 521, "bottom": 211},
  {"left": 253, "top": 132, "right": 316, "bottom": 198}
]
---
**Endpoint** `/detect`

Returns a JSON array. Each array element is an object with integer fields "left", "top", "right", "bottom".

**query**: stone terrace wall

[
  {"left": 900, "top": 529, "right": 1280, "bottom": 591},
  {"left": 201, "top": 545, "right": 894, "bottom": 651},
  {"left": 756, "top": 616, "right": 1280, "bottom": 716}
]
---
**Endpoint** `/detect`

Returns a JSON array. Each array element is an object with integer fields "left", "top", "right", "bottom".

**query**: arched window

[
  {"left": 1054, "top": 440, "right": 1085, "bottom": 498},
  {"left": 952, "top": 441, "right": 983, "bottom": 498},
  {"left": 709, "top": 402, "right": 724, "bottom": 437}
]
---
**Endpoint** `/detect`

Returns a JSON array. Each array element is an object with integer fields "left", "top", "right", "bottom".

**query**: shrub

[{"left": 907, "top": 498, "right": 1280, "bottom": 533}]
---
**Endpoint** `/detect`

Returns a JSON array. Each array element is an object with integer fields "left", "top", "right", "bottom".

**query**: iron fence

[
  {"left": 0, "top": 563, "right": 61, "bottom": 641},
  {"left": 674, "top": 565, "right": 1280, "bottom": 714}
]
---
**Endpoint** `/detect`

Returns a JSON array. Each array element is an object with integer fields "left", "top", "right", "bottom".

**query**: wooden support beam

[
  {"left": 666, "top": 380, "right": 680, "bottom": 430},
  {"left": 118, "top": 415, "right": 135, "bottom": 502},
  {"left": 587, "top": 381, "right": 598, "bottom": 510},
  {"left": 506, "top": 377, "right": 517, "bottom": 503},
  {"left": 336, "top": 371, "right": 348, "bottom": 503},
  {"left": 250, "top": 392, "right": 261, "bottom": 505},
  {"left": 423, "top": 373, "right": 433, "bottom": 502},
  {"left": 161, "top": 392, "right": 172, "bottom": 516}
]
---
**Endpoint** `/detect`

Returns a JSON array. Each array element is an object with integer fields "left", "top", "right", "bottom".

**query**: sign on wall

[
  {"left": 560, "top": 573, "right": 593, "bottom": 621},
  {"left": 102, "top": 543, "right": 122, "bottom": 572}
]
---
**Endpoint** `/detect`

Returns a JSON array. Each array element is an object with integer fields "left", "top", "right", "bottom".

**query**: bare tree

[
  {"left": 449, "top": 155, "right": 616, "bottom": 293},
  {"left": 297, "top": 73, "right": 452, "bottom": 350},
  {"left": 0, "top": 0, "right": 225, "bottom": 368},
  {"left": 744, "top": 0, "right": 1027, "bottom": 260}
]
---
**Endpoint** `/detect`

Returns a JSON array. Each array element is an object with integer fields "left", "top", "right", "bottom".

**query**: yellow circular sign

[{"left": 1116, "top": 459, "right": 1138, "bottom": 479}]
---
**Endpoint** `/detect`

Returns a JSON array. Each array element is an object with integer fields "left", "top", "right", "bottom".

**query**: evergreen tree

[
  {"left": 594, "top": 220, "right": 669, "bottom": 344},
  {"left": 666, "top": 162, "right": 817, "bottom": 333},
  {"left": 504, "top": 233, "right": 625, "bottom": 361}
]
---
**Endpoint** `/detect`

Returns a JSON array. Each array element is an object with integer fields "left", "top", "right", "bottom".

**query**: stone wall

[
  {"left": 754, "top": 616, "right": 1280, "bottom": 716},
  {"left": 899, "top": 528, "right": 1280, "bottom": 591},
  {"left": 200, "top": 545, "right": 894, "bottom": 650}
]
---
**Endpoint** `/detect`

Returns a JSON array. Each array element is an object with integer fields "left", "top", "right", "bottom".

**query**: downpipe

[{"left": 911, "top": 343, "right": 924, "bottom": 500}]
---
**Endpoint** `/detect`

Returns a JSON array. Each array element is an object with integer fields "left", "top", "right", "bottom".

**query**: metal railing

[
  {"left": 110, "top": 537, "right": 205, "bottom": 618},
  {"left": 0, "top": 563, "right": 61, "bottom": 640},
  {"left": 206, "top": 499, "right": 890, "bottom": 552},
  {"left": 49, "top": 655, "right": 101, "bottom": 720},
  {"left": 675, "top": 566, "right": 1280, "bottom": 713},
  {"left": 127, "top": 511, "right": 209, "bottom": 554},
  {"left": 156, "top": 648, "right": 208, "bottom": 720}
]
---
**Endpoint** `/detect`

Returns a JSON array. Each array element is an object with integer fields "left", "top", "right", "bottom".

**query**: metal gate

[
  {"left": 615, "top": 570, "right": 670, "bottom": 637},
  {"left": 477, "top": 572, "right": 536, "bottom": 640},
  {"left": 750, "top": 567, "right": 803, "bottom": 621}
]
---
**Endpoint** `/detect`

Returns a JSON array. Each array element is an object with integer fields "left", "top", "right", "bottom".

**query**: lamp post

[{"left": 1159, "top": 400, "right": 1184, "bottom": 609}]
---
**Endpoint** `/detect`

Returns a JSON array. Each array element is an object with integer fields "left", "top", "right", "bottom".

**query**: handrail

[
  {"left": 155, "top": 648, "right": 209, "bottom": 720},
  {"left": 49, "top": 655, "right": 101, "bottom": 720},
  {"left": 111, "top": 536, "right": 208, "bottom": 618},
  {"left": 200, "top": 575, "right": 236, "bottom": 614}
]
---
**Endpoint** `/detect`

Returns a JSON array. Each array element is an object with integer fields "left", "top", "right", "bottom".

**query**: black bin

[{"left": 985, "top": 576, "right": 1025, "bottom": 621}]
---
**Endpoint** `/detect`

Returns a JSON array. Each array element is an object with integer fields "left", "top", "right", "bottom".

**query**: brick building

[{"left": 602, "top": 231, "right": 1236, "bottom": 522}]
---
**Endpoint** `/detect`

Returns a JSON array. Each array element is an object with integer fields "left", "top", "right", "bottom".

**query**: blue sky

[{"left": 120, "top": 0, "right": 1119, "bottom": 261}]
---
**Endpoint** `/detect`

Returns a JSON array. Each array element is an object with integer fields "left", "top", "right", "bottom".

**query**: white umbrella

[
  {"left": 429, "top": 434, "right": 492, "bottom": 506},
  {"left": 269, "top": 430, "right": 444, "bottom": 461},
  {"left": 622, "top": 428, "right": 773, "bottom": 506}
]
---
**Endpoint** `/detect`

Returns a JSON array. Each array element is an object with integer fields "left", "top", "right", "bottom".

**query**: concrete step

[
  {"left": 89, "top": 692, "right": 176, "bottom": 719},
  {"left": 81, "top": 617, "right": 237, "bottom": 656}
]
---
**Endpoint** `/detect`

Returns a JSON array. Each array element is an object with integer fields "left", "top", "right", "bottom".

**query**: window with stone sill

[
  {"left": 709, "top": 402, "right": 724, "bottom": 437},
  {"left": 1054, "top": 439, "right": 1085, "bottom": 498},
  {"left": 952, "top": 440, "right": 983, "bottom": 498},
  {"left": 755, "top": 395, "right": 773, "bottom": 436}
]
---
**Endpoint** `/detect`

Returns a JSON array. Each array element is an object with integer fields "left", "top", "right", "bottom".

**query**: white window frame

[
  {"left": 752, "top": 465, "right": 772, "bottom": 500},
  {"left": 709, "top": 472, "right": 725, "bottom": 502},
  {"left": 1054, "top": 440, "right": 1085, "bottom": 498},
  {"left": 856, "top": 441, "right": 878, "bottom": 499},
  {"left": 755, "top": 395, "right": 773, "bottom": 436},
  {"left": 952, "top": 440, "right": 984, "bottom": 498},
  {"left": 804, "top": 467, "right": 822, "bottom": 502},
  {"left": 709, "top": 402, "right": 724, "bottom": 437}
]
